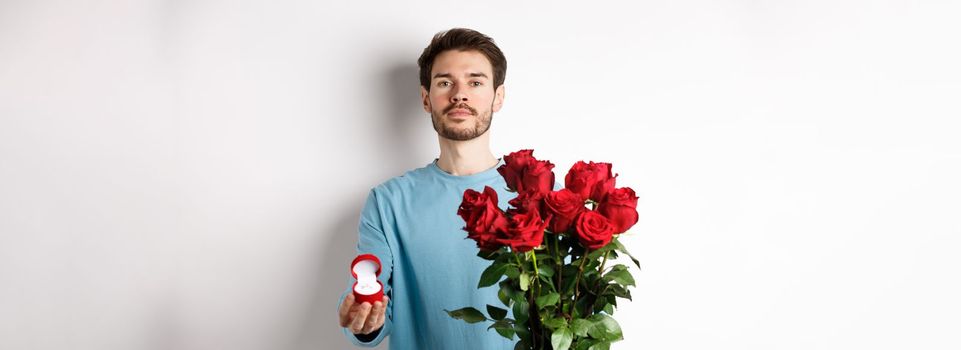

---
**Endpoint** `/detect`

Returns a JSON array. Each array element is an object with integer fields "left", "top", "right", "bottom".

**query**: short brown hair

[{"left": 417, "top": 28, "right": 507, "bottom": 92}]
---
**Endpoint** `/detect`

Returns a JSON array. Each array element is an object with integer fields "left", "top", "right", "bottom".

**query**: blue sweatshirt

[{"left": 338, "top": 157, "right": 524, "bottom": 349}]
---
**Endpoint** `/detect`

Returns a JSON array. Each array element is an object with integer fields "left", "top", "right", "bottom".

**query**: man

[{"left": 335, "top": 28, "right": 518, "bottom": 349}]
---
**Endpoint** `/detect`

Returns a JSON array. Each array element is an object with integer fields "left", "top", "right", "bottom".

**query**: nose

[{"left": 450, "top": 84, "right": 468, "bottom": 103}]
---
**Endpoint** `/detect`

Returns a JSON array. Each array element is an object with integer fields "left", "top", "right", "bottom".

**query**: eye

[
  {"left": 470, "top": 81, "right": 482, "bottom": 87},
  {"left": 437, "top": 81, "right": 451, "bottom": 87}
]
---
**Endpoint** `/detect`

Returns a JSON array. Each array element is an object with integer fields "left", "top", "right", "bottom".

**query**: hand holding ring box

[{"left": 350, "top": 254, "right": 383, "bottom": 305}]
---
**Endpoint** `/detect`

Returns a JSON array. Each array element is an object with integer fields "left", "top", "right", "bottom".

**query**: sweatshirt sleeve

[{"left": 338, "top": 188, "right": 394, "bottom": 347}]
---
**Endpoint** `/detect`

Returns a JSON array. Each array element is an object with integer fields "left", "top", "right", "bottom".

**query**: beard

[{"left": 430, "top": 102, "right": 493, "bottom": 141}]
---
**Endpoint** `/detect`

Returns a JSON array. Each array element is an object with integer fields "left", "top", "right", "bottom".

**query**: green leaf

[
  {"left": 551, "top": 327, "right": 573, "bottom": 350},
  {"left": 593, "top": 296, "right": 609, "bottom": 315},
  {"left": 477, "top": 249, "right": 500, "bottom": 261},
  {"left": 505, "top": 265, "right": 520, "bottom": 279},
  {"left": 535, "top": 252, "right": 553, "bottom": 263},
  {"left": 487, "top": 319, "right": 515, "bottom": 340},
  {"left": 571, "top": 318, "right": 592, "bottom": 337},
  {"left": 487, "top": 304, "right": 507, "bottom": 320},
  {"left": 588, "top": 341, "right": 611, "bottom": 350},
  {"left": 535, "top": 292, "right": 560, "bottom": 307},
  {"left": 498, "top": 286, "right": 511, "bottom": 307},
  {"left": 495, "top": 327, "right": 514, "bottom": 340},
  {"left": 519, "top": 272, "right": 530, "bottom": 291},
  {"left": 574, "top": 338, "right": 597, "bottom": 350},
  {"left": 500, "top": 280, "right": 525, "bottom": 305},
  {"left": 586, "top": 243, "right": 616, "bottom": 260},
  {"left": 573, "top": 295, "right": 593, "bottom": 319},
  {"left": 587, "top": 314, "right": 623, "bottom": 341},
  {"left": 541, "top": 317, "right": 567, "bottom": 330},
  {"left": 495, "top": 249, "right": 513, "bottom": 262},
  {"left": 512, "top": 298, "right": 529, "bottom": 325},
  {"left": 605, "top": 284, "right": 633, "bottom": 301},
  {"left": 513, "top": 324, "right": 531, "bottom": 345},
  {"left": 444, "top": 307, "right": 488, "bottom": 324},
  {"left": 538, "top": 274, "right": 557, "bottom": 292},
  {"left": 538, "top": 264, "right": 555, "bottom": 278},
  {"left": 602, "top": 265, "right": 635, "bottom": 287},
  {"left": 478, "top": 263, "right": 509, "bottom": 288},
  {"left": 612, "top": 238, "right": 641, "bottom": 270}
]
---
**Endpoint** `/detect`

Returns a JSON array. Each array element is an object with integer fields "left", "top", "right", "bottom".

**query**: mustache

[{"left": 444, "top": 103, "right": 476, "bottom": 115}]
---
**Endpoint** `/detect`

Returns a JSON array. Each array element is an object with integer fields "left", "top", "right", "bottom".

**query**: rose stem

[
  {"left": 592, "top": 250, "right": 610, "bottom": 301},
  {"left": 514, "top": 252, "right": 526, "bottom": 275},
  {"left": 571, "top": 248, "right": 590, "bottom": 315},
  {"left": 530, "top": 250, "right": 539, "bottom": 290},
  {"left": 553, "top": 234, "right": 564, "bottom": 319},
  {"left": 598, "top": 250, "right": 609, "bottom": 276}
]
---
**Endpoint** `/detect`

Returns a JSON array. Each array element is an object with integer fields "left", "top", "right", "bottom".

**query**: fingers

[
  {"left": 338, "top": 293, "right": 355, "bottom": 327},
  {"left": 341, "top": 294, "right": 391, "bottom": 334},
  {"left": 349, "top": 302, "right": 372, "bottom": 334},
  {"left": 363, "top": 296, "right": 390, "bottom": 334},
  {"left": 361, "top": 301, "right": 382, "bottom": 334}
]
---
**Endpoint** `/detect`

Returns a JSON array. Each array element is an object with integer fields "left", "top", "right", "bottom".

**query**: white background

[{"left": 1, "top": 1, "right": 959, "bottom": 349}]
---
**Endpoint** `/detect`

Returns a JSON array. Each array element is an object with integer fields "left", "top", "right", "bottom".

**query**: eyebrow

[{"left": 432, "top": 72, "right": 489, "bottom": 80}]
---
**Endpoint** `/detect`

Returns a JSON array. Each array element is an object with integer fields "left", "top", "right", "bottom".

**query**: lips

[{"left": 448, "top": 109, "right": 472, "bottom": 116}]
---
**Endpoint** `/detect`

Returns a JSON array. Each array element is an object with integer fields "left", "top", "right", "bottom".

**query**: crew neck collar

[{"left": 428, "top": 157, "right": 504, "bottom": 183}]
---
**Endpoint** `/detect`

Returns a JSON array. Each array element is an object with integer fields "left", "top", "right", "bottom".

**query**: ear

[
  {"left": 492, "top": 84, "right": 505, "bottom": 113},
  {"left": 420, "top": 86, "right": 431, "bottom": 113}
]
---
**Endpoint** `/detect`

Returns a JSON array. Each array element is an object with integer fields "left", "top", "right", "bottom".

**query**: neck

[{"left": 436, "top": 132, "right": 498, "bottom": 176}]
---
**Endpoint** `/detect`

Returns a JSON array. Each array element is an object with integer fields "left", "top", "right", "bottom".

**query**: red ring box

[{"left": 351, "top": 254, "right": 384, "bottom": 305}]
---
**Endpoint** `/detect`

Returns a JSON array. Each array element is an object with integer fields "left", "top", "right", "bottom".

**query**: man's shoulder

[{"left": 368, "top": 161, "right": 434, "bottom": 197}]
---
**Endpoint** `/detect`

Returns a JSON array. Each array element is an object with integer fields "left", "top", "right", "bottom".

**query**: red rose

[
  {"left": 564, "top": 161, "right": 616, "bottom": 202},
  {"left": 521, "top": 159, "right": 556, "bottom": 196},
  {"left": 574, "top": 210, "right": 615, "bottom": 250},
  {"left": 509, "top": 189, "right": 547, "bottom": 218},
  {"left": 543, "top": 189, "right": 585, "bottom": 234},
  {"left": 592, "top": 175, "right": 616, "bottom": 203},
  {"left": 497, "top": 149, "right": 556, "bottom": 196},
  {"left": 497, "top": 150, "right": 535, "bottom": 192},
  {"left": 498, "top": 208, "right": 550, "bottom": 253},
  {"left": 457, "top": 186, "right": 508, "bottom": 251},
  {"left": 597, "top": 187, "right": 639, "bottom": 234}
]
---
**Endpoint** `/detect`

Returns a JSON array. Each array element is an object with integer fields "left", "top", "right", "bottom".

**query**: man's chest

[{"left": 388, "top": 190, "right": 487, "bottom": 276}]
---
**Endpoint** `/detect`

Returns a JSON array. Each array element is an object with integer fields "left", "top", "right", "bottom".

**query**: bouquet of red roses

[{"left": 445, "top": 150, "right": 640, "bottom": 350}]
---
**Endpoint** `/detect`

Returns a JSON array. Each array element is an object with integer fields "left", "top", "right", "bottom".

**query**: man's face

[{"left": 421, "top": 49, "right": 505, "bottom": 141}]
